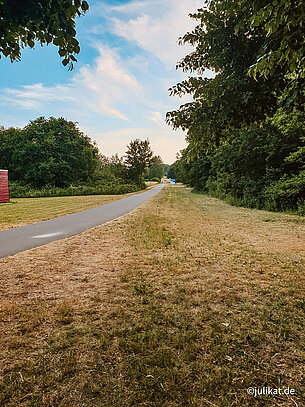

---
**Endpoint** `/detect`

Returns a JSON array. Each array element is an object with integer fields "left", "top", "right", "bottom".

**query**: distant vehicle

[{"left": 170, "top": 179, "right": 176, "bottom": 185}]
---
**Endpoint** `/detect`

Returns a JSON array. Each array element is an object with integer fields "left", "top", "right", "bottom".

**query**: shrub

[
  {"left": 9, "top": 181, "right": 141, "bottom": 198},
  {"left": 263, "top": 171, "right": 305, "bottom": 214}
]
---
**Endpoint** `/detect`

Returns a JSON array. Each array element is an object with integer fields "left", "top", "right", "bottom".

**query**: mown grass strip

[{"left": 0, "top": 191, "right": 141, "bottom": 231}]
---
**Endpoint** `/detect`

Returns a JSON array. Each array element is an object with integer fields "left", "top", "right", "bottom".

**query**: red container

[{"left": 0, "top": 170, "right": 9, "bottom": 203}]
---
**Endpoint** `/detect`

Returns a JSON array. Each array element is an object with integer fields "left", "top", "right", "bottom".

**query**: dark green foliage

[
  {"left": 263, "top": 172, "right": 305, "bottom": 215},
  {"left": 0, "top": 127, "right": 23, "bottom": 176},
  {"left": 246, "top": 0, "right": 305, "bottom": 84},
  {"left": 167, "top": 1, "right": 304, "bottom": 151},
  {"left": 96, "top": 154, "right": 129, "bottom": 185},
  {"left": 166, "top": 1, "right": 285, "bottom": 154},
  {"left": 167, "top": 1, "right": 305, "bottom": 214},
  {"left": 167, "top": 166, "right": 175, "bottom": 180},
  {"left": 9, "top": 181, "right": 140, "bottom": 198},
  {"left": 0, "top": 117, "right": 99, "bottom": 188},
  {"left": 125, "top": 139, "right": 153, "bottom": 187},
  {"left": 175, "top": 117, "right": 305, "bottom": 214},
  {"left": 0, "top": 0, "right": 89, "bottom": 69},
  {"left": 0, "top": 118, "right": 144, "bottom": 197},
  {"left": 147, "top": 155, "right": 164, "bottom": 181},
  {"left": 168, "top": 154, "right": 211, "bottom": 190}
]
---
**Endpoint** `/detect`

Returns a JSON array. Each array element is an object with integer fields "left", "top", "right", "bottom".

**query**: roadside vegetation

[
  {"left": 0, "top": 185, "right": 304, "bottom": 406},
  {"left": 8, "top": 181, "right": 140, "bottom": 199},
  {"left": 145, "top": 156, "right": 167, "bottom": 183},
  {"left": 168, "top": 112, "right": 305, "bottom": 215},
  {"left": 0, "top": 193, "right": 139, "bottom": 231},
  {"left": 0, "top": 118, "right": 160, "bottom": 199},
  {"left": 167, "top": 1, "right": 305, "bottom": 215}
]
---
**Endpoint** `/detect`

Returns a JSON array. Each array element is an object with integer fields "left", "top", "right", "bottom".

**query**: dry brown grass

[{"left": 0, "top": 185, "right": 304, "bottom": 406}]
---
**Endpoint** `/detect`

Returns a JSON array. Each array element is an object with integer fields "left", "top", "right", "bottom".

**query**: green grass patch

[{"left": 0, "top": 193, "right": 134, "bottom": 230}]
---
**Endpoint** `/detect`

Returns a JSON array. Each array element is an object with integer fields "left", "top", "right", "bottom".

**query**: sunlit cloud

[
  {"left": 0, "top": 0, "right": 203, "bottom": 162},
  {"left": 1, "top": 46, "right": 141, "bottom": 121},
  {"left": 110, "top": 0, "right": 202, "bottom": 66},
  {"left": 91, "top": 126, "right": 187, "bottom": 164},
  {"left": 147, "top": 111, "right": 163, "bottom": 125}
]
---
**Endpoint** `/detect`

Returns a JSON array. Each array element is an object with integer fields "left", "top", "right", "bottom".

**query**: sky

[{"left": 0, "top": 0, "right": 206, "bottom": 164}]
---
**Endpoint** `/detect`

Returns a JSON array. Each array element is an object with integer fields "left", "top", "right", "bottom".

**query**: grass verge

[
  {"left": 0, "top": 192, "right": 140, "bottom": 231},
  {"left": 0, "top": 185, "right": 304, "bottom": 406}
]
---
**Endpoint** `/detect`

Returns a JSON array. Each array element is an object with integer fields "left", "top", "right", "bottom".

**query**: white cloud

[
  {"left": 1, "top": 46, "right": 141, "bottom": 121},
  {"left": 92, "top": 126, "right": 186, "bottom": 164},
  {"left": 72, "top": 45, "right": 141, "bottom": 120},
  {"left": 5, "top": 83, "right": 72, "bottom": 102},
  {"left": 147, "top": 111, "right": 163, "bottom": 124},
  {"left": 2, "top": 83, "right": 74, "bottom": 110},
  {"left": 110, "top": 0, "right": 164, "bottom": 15},
  {"left": 0, "top": 1, "right": 202, "bottom": 162},
  {"left": 110, "top": 0, "right": 202, "bottom": 66}
]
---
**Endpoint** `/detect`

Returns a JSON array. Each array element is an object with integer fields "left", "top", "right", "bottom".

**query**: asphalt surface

[{"left": 0, "top": 183, "right": 165, "bottom": 258}]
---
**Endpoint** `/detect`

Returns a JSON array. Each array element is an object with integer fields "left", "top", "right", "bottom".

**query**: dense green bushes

[
  {"left": 0, "top": 118, "right": 150, "bottom": 198},
  {"left": 166, "top": 1, "right": 305, "bottom": 216},
  {"left": 146, "top": 156, "right": 164, "bottom": 182},
  {"left": 0, "top": 117, "right": 99, "bottom": 188},
  {"left": 263, "top": 172, "right": 305, "bottom": 215},
  {"left": 7, "top": 155, "right": 142, "bottom": 198},
  {"left": 169, "top": 113, "right": 305, "bottom": 214},
  {"left": 9, "top": 181, "right": 140, "bottom": 198}
]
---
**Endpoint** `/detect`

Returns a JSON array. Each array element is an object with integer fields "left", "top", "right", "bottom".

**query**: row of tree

[
  {"left": 167, "top": 0, "right": 305, "bottom": 214},
  {"left": 0, "top": 117, "right": 99, "bottom": 188},
  {"left": 0, "top": 117, "right": 164, "bottom": 196},
  {"left": 147, "top": 156, "right": 167, "bottom": 181}
]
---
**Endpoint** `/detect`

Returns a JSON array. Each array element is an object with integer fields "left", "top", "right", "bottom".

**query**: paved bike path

[{"left": 0, "top": 184, "right": 165, "bottom": 258}]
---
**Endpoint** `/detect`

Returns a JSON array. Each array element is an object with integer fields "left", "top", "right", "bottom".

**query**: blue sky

[{"left": 0, "top": 0, "right": 205, "bottom": 163}]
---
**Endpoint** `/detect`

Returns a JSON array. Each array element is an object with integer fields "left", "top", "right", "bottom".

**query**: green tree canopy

[
  {"left": 245, "top": 0, "right": 305, "bottom": 82},
  {"left": 166, "top": 0, "right": 304, "bottom": 155},
  {"left": 0, "top": 117, "right": 99, "bottom": 187},
  {"left": 147, "top": 155, "right": 164, "bottom": 181},
  {"left": 0, "top": 0, "right": 89, "bottom": 69},
  {"left": 96, "top": 153, "right": 127, "bottom": 183},
  {"left": 125, "top": 139, "right": 153, "bottom": 187},
  {"left": 167, "top": 164, "right": 177, "bottom": 180}
]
